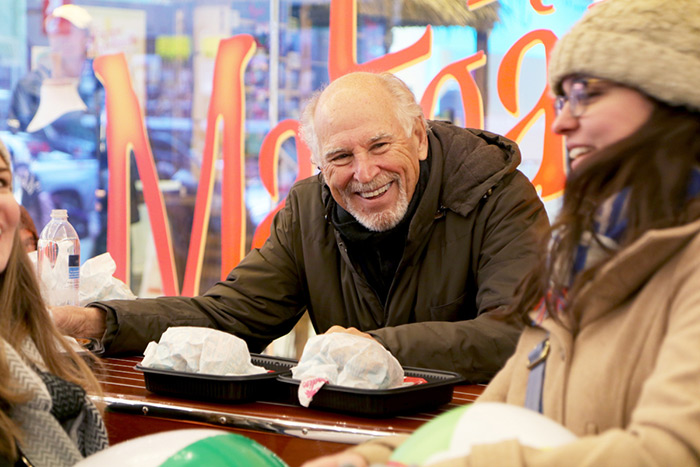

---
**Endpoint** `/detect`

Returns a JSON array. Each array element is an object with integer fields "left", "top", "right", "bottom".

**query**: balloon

[
  {"left": 388, "top": 405, "right": 470, "bottom": 466},
  {"left": 76, "top": 429, "right": 288, "bottom": 467},
  {"left": 389, "top": 402, "right": 577, "bottom": 466}
]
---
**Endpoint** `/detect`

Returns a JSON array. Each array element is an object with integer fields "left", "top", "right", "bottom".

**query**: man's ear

[{"left": 414, "top": 118, "right": 428, "bottom": 161}]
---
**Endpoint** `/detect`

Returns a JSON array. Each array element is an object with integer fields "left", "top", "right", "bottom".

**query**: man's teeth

[
  {"left": 360, "top": 183, "right": 391, "bottom": 198},
  {"left": 569, "top": 147, "right": 592, "bottom": 160}
]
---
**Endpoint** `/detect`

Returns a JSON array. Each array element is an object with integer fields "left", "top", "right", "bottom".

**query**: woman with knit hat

[
  {"left": 303, "top": 0, "right": 700, "bottom": 465},
  {"left": 0, "top": 136, "right": 109, "bottom": 465}
]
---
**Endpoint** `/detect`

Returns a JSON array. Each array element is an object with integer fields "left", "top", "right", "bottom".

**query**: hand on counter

[
  {"left": 52, "top": 305, "right": 107, "bottom": 339},
  {"left": 301, "top": 452, "right": 368, "bottom": 467},
  {"left": 324, "top": 325, "right": 375, "bottom": 341}
]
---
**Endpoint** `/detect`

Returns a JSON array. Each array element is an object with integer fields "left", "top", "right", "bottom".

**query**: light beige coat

[{"left": 353, "top": 217, "right": 700, "bottom": 466}]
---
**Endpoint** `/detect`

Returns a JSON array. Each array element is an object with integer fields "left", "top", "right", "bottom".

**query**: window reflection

[{"left": 0, "top": 0, "right": 582, "bottom": 296}]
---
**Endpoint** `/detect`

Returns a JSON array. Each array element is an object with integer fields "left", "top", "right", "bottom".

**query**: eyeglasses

[{"left": 554, "top": 77, "right": 606, "bottom": 118}]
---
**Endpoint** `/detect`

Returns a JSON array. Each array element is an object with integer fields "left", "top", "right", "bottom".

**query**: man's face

[{"left": 315, "top": 77, "right": 427, "bottom": 231}]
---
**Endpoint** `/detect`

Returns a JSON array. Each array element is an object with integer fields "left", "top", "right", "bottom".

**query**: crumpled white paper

[
  {"left": 141, "top": 327, "right": 266, "bottom": 376},
  {"left": 291, "top": 333, "right": 404, "bottom": 407},
  {"left": 29, "top": 251, "right": 137, "bottom": 306},
  {"left": 77, "top": 253, "right": 136, "bottom": 305}
]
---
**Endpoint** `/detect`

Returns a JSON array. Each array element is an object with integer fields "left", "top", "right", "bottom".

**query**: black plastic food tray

[
  {"left": 278, "top": 367, "right": 465, "bottom": 417},
  {"left": 136, "top": 354, "right": 296, "bottom": 403}
]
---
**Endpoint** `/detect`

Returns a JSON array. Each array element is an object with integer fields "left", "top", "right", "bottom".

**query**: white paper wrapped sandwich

[
  {"left": 142, "top": 327, "right": 266, "bottom": 376},
  {"left": 291, "top": 333, "right": 404, "bottom": 407}
]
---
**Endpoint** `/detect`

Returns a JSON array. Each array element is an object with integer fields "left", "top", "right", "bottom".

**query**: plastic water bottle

[{"left": 37, "top": 209, "right": 81, "bottom": 307}]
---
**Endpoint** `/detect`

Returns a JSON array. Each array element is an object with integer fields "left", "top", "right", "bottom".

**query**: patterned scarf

[
  {"left": 574, "top": 167, "right": 700, "bottom": 277},
  {"left": 572, "top": 187, "right": 629, "bottom": 277},
  {"left": 534, "top": 167, "right": 700, "bottom": 324},
  {"left": 6, "top": 338, "right": 108, "bottom": 466}
]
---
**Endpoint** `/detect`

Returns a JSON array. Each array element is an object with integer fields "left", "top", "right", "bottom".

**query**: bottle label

[{"left": 68, "top": 254, "right": 80, "bottom": 280}]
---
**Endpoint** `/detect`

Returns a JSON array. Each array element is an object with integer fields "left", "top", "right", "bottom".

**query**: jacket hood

[{"left": 429, "top": 120, "right": 522, "bottom": 217}]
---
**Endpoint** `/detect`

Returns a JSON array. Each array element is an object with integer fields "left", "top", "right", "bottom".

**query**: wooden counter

[{"left": 93, "top": 356, "right": 485, "bottom": 466}]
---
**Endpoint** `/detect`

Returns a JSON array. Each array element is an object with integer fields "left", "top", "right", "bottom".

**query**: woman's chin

[{"left": 568, "top": 153, "right": 594, "bottom": 172}]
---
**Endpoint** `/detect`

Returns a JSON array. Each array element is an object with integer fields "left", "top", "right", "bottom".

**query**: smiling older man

[{"left": 55, "top": 72, "right": 549, "bottom": 381}]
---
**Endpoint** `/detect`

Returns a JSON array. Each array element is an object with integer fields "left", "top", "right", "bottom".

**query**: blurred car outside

[{"left": 1, "top": 129, "right": 100, "bottom": 260}]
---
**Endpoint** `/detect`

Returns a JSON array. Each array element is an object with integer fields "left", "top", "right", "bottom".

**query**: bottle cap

[{"left": 51, "top": 209, "right": 68, "bottom": 218}]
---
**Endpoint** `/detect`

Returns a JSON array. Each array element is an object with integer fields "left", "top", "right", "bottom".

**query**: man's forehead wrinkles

[{"left": 329, "top": 130, "right": 393, "bottom": 148}]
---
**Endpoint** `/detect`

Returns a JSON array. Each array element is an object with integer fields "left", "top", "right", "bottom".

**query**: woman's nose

[{"left": 551, "top": 103, "right": 578, "bottom": 135}]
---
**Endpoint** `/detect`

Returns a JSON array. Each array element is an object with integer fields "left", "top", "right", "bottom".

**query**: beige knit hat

[{"left": 548, "top": 0, "right": 700, "bottom": 112}]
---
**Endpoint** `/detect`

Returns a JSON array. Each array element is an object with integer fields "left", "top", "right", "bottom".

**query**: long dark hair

[{"left": 513, "top": 102, "right": 700, "bottom": 332}]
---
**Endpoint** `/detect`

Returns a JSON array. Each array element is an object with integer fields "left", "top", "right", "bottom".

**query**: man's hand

[
  {"left": 324, "top": 325, "right": 375, "bottom": 341},
  {"left": 301, "top": 451, "right": 368, "bottom": 467},
  {"left": 52, "top": 306, "right": 107, "bottom": 339}
]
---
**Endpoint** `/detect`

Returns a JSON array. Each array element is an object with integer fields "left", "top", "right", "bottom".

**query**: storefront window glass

[{"left": 0, "top": 0, "right": 592, "bottom": 298}]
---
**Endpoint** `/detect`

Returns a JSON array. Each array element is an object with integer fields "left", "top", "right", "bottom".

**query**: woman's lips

[{"left": 568, "top": 146, "right": 594, "bottom": 168}]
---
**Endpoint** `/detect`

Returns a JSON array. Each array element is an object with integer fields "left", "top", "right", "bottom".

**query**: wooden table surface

[{"left": 93, "top": 356, "right": 485, "bottom": 466}]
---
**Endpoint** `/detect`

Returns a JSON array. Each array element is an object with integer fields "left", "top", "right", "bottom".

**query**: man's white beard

[{"left": 343, "top": 176, "right": 409, "bottom": 232}]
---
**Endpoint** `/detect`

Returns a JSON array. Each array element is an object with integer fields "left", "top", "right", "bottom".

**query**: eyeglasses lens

[
  {"left": 555, "top": 81, "right": 589, "bottom": 117},
  {"left": 569, "top": 82, "right": 589, "bottom": 117}
]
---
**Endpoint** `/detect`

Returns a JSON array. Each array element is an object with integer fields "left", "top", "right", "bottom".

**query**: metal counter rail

[{"left": 92, "top": 356, "right": 486, "bottom": 466}]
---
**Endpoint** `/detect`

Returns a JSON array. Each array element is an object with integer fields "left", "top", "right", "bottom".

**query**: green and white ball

[
  {"left": 76, "top": 429, "right": 288, "bottom": 467},
  {"left": 390, "top": 402, "right": 577, "bottom": 466}
]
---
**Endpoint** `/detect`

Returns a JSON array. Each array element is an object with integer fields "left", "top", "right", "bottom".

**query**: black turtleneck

[{"left": 331, "top": 152, "right": 431, "bottom": 305}]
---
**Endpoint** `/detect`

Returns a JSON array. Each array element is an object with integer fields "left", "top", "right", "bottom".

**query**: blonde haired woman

[{"left": 0, "top": 138, "right": 108, "bottom": 466}]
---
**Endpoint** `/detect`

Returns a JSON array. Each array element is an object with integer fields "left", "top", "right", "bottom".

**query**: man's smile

[{"left": 357, "top": 181, "right": 392, "bottom": 199}]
